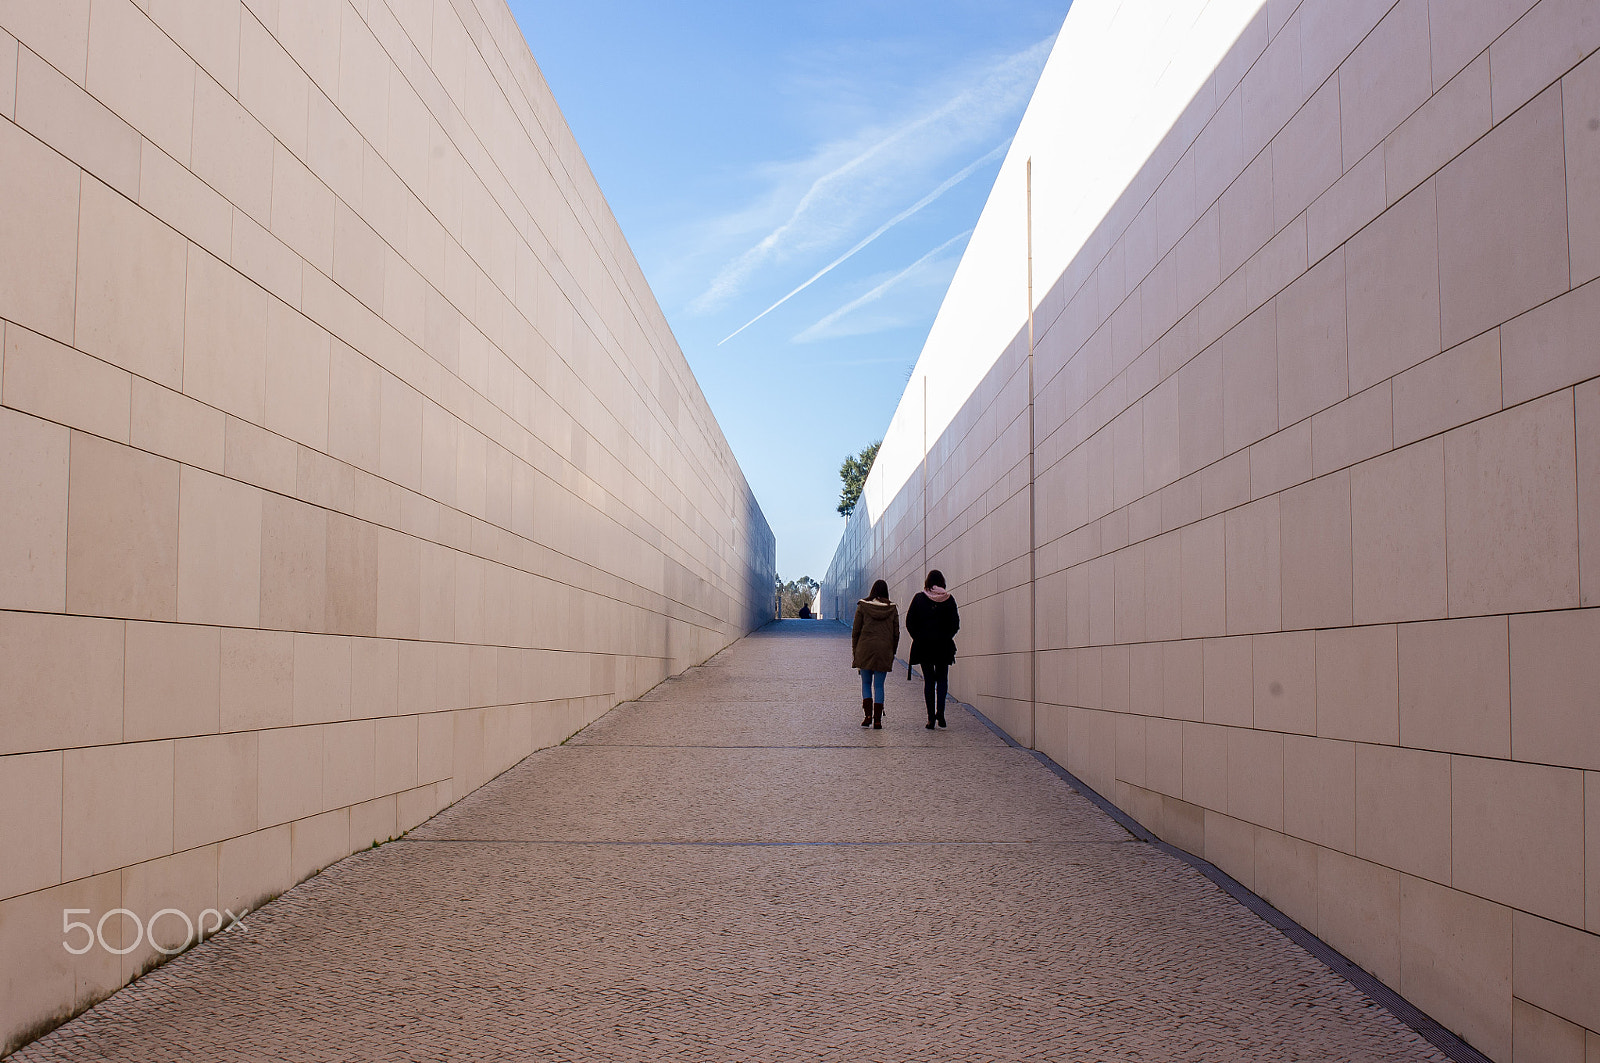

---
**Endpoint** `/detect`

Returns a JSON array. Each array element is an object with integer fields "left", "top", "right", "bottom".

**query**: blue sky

[{"left": 507, "top": 1, "right": 1067, "bottom": 582}]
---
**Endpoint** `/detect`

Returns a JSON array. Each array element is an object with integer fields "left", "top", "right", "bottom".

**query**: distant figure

[
  {"left": 851, "top": 579, "right": 899, "bottom": 729},
  {"left": 906, "top": 570, "right": 960, "bottom": 729},
  {"left": 798, "top": 603, "right": 813, "bottom": 619}
]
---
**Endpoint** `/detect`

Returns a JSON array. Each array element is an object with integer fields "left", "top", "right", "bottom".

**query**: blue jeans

[{"left": 859, "top": 669, "right": 887, "bottom": 702}]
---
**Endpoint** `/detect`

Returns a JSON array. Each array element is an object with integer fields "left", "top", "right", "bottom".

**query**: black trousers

[{"left": 922, "top": 662, "right": 949, "bottom": 718}]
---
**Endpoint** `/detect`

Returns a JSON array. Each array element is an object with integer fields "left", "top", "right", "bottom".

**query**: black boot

[
  {"left": 925, "top": 711, "right": 936, "bottom": 730},
  {"left": 936, "top": 699, "right": 947, "bottom": 728},
  {"left": 872, "top": 703, "right": 883, "bottom": 729},
  {"left": 861, "top": 698, "right": 873, "bottom": 727}
]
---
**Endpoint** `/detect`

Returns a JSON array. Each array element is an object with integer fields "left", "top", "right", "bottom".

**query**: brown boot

[
  {"left": 861, "top": 697, "right": 873, "bottom": 727},
  {"left": 872, "top": 703, "right": 884, "bottom": 729}
]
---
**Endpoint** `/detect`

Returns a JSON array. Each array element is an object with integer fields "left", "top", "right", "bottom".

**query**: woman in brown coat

[{"left": 851, "top": 579, "right": 899, "bottom": 729}]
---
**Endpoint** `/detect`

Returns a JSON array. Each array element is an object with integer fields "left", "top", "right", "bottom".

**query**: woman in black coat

[{"left": 905, "top": 569, "right": 959, "bottom": 728}]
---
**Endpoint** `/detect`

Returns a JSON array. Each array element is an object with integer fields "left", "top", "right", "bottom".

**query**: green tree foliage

[
  {"left": 774, "top": 575, "right": 820, "bottom": 618},
  {"left": 837, "top": 441, "right": 881, "bottom": 517}
]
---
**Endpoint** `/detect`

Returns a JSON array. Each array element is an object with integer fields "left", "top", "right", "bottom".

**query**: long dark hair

[
  {"left": 925, "top": 569, "right": 945, "bottom": 590},
  {"left": 868, "top": 579, "right": 889, "bottom": 601}
]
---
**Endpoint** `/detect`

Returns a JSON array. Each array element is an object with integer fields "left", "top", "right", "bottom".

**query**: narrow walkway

[{"left": 17, "top": 623, "right": 1448, "bottom": 1061}]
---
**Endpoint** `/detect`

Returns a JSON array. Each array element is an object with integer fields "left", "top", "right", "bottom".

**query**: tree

[
  {"left": 775, "top": 575, "right": 820, "bottom": 618},
  {"left": 837, "top": 440, "right": 881, "bottom": 516}
]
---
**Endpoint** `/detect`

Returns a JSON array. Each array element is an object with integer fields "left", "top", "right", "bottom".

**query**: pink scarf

[{"left": 924, "top": 585, "right": 950, "bottom": 602}]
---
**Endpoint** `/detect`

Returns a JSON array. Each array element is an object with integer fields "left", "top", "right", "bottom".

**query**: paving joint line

[
  {"left": 950, "top": 684, "right": 1493, "bottom": 1063},
  {"left": 397, "top": 838, "right": 1140, "bottom": 847}
]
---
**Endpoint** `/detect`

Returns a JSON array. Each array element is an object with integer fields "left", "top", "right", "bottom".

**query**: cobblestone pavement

[{"left": 15, "top": 621, "right": 1449, "bottom": 1062}]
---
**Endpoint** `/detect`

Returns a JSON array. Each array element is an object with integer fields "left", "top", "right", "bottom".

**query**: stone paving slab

[
  {"left": 11, "top": 620, "right": 1451, "bottom": 1062},
  {"left": 407, "top": 746, "right": 1128, "bottom": 844}
]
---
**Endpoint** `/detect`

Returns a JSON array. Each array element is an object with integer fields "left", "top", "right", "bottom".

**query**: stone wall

[
  {"left": 0, "top": 0, "right": 773, "bottom": 1051},
  {"left": 825, "top": 1, "right": 1599, "bottom": 1059}
]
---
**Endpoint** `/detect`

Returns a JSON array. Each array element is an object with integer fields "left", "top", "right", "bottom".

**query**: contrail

[
  {"left": 716, "top": 141, "right": 1009, "bottom": 346},
  {"left": 797, "top": 228, "right": 974, "bottom": 342}
]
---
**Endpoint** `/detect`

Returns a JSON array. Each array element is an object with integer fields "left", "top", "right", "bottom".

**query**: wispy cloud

[
  {"left": 715, "top": 141, "right": 1008, "bottom": 346},
  {"left": 689, "top": 34, "right": 1054, "bottom": 319},
  {"left": 795, "top": 228, "right": 973, "bottom": 343}
]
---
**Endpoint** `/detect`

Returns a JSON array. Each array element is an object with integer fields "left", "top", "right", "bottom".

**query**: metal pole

[
  {"left": 922, "top": 375, "right": 928, "bottom": 581},
  {"left": 1026, "top": 158, "right": 1038, "bottom": 751}
]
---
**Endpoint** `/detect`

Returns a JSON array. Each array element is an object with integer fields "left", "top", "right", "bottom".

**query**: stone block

[
  {"left": 1489, "top": 0, "right": 1600, "bottom": 122},
  {"left": 257, "top": 726, "right": 323, "bottom": 827},
  {"left": 85, "top": 0, "right": 195, "bottom": 163},
  {"left": 1315, "top": 625, "right": 1398, "bottom": 744},
  {"left": 130, "top": 378, "right": 227, "bottom": 473},
  {"left": 1181, "top": 720, "right": 1228, "bottom": 810},
  {"left": 1445, "top": 392, "right": 1579, "bottom": 616},
  {"left": 1399, "top": 615, "right": 1511, "bottom": 758},
  {"left": 1510, "top": 609, "right": 1600, "bottom": 770},
  {"left": 1454, "top": 756, "right": 1585, "bottom": 926},
  {"left": 218, "top": 824, "right": 291, "bottom": 915},
  {"left": 239, "top": 6, "right": 308, "bottom": 156},
  {"left": 1501, "top": 279, "right": 1600, "bottom": 409},
  {"left": 1513, "top": 911, "right": 1600, "bottom": 1037},
  {"left": 1281, "top": 734, "right": 1354, "bottom": 854},
  {"left": 1202, "top": 810, "right": 1256, "bottom": 889},
  {"left": 176, "top": 467, "right": 262, "bottom": 628},
  {"left": 1202, "top": 635, "right": 1252, "bottom": 728},
  {"left": 183, "top": 245, "right": 269, "bottom": 422},
  {"left": 66, "top": 434, "right": 180, "bottom": 621},
  {"left": 1567, "top": 52, "right": 1600, "bottom": 286},
  {"left": 0, "top": 750, "right": 62, "bottom": 897},
  {"left": 1392, "top": 330, "right": 1502, "bottom": 447},
  {"left": 219, "top": 628, "right": 293, "bottom": 732},
  {"left": 0, "top": 407, "right": 69, "bottom": 612},
  {"left": 1338, "top": 0, "right": 1433, "bottom": 169},
  {"left": 0, "top": 610, "right": 123, "bottom": 756},
  {"left": 1255, "top": 825, "right": 1318, "bottom": 928},
  {"left": 1252, "top": 630, "right": 1315, "bottom": 735},
  {"left": 1310, "top": 381, "right": 1392, "bottom": 477},
  {"left": 117, "top": 845, "right": 219, "bottom": 980},
  {"left": 1400, "top": 875, "right": 1513, "bottom": 1062},
  {"left": 1180, "top": 515, "right": 1226, "bottom": 638},
  {"left": 1316, "top": 848, "right": 1401, "bottom": 986},
  {"left": 174, "top": 732, "right": 258, "bottom": 850},
  {"left": 322, "top": 718, "right": 376, "bottom": 812},
  {"left": 292, "top": 634, "right": 351, "bottom": 726},
  {"left": 1224, "top": 496, "right": 1281, "bottom": 635},
  {"left": 1350, "top": 438, "right": 1448, "bottom": 624},
  {"left": 289, "top": 807, "right": 348, "bottom": 882},
  {"left": 61, "top": 740, "right": 174, "bottom": 880},
  {"left": 260, "top": 494, "right": 328, "bottom": 631},
  {"left": 1346, "top": 181, "right": 1441, "bottom": 392},
  {"left": 1436, "top": 86, "right": 1570, "bottom": 348},
  {"left": 1279, "top": 471, "right": 1352, "bottom": 630},
  {"left": 1385, "top": 53, "right": 1491, "bottom": 204},
  {"left": 1356, "top": 743, "right": 1452, "bottom": 883},
  {"left": 14, "top": 44, "right": 139, "bottom": 197},
  {"left": 1271, "top": 78, "right": 1341, "bottom": 231},
  {"left": 2, "top": 324, "right": 130, "bottom": 442},
  {"left": 1221, "top": 302, "right": 1279, "bottom": 455},
  {"left": 0, "top": 118, "right": 80, "bottom": 343},
  {"left": 74, "top": 176, "right": 188, "bottom": 389},
  {"left": 1308, "top": 144, "right": 1386, "bottom": 263},
  {"left": 0, "top": 0, "right": 89, "bottom": 85},
  {"left": 1226, "top": 726, "right": 1283, "bottom": 830},
  {"left": 1275, "top": 249, "right": 1347, "bottom": 428},
  {"left": 1515, "top": 999, "right": 1588, "bottom": 1063},
  {"left": 1584, "top": 380, "right": 1600, "bottom": 607},
  {"left": 124, "top": 621, "right": 220, "bottom": 742}
]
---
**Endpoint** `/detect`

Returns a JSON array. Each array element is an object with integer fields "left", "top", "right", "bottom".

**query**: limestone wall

[
  {"left": 826, "top": 1, "right": 1599, "bottom": 1059},
  {"left": 0, "top": 0, "right": 773, "bottom": 1051}
]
